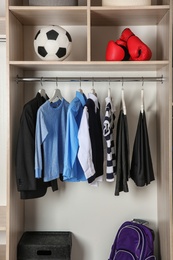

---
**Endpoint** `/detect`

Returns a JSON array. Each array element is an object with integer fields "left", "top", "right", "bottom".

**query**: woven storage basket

[
  {"left": 102, "top": 0, "right": 151, "bottom": 6},
  {"left": 29, "top": 0, "right": 78, "bottom": 6}
]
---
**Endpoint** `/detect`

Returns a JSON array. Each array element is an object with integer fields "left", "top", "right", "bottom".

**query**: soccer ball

[{"left": 34, "top": 25, "right": 72, "bottom": 61}]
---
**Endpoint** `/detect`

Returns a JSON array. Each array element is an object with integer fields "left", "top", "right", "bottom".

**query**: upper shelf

[
  {"left": 9, "top": 7, "right": 88, "bottom": 26},
  {"left": 9, "top": 5, "right": 170, "bottom": 26},
  {"left": 10, "top": 60, "right": 169, "bottom": 71},
  {"left": 91, "top": 6, "right": 169, "bottom": 26}
]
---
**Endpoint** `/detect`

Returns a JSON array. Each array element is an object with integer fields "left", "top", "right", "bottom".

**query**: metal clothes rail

[
  {"left": 16, "top": 75, "right": 164, "bottom": 84},
  {"left": 0, "top": 37, "right": 6, "bottom": 42}
]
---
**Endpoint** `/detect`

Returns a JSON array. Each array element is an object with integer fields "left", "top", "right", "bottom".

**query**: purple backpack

[{"left": 108, "top": 221, "right": 156, "bottom": 260}]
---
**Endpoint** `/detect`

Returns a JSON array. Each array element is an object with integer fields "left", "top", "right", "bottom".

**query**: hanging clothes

[
  {"left": 63, "top": 91, "right": 87, "bottom": 182},
  {"left": 78, "top": 93, "right": 104, "bottom": 186},
  {"left": 115, "top": 90, "right": 130, "bottom": 196},
  {"left": 16, "top": 92, "right": 58, "bottom": 200},
  {"left": 35, "top": 98, "right": 69, "bottom": 182},
  {"left": 78, "top": 106, "right": 95, "bottom": 182},
  {"left": 103, "top": 94, "right": 116, "bottom": 182},
  {"left": 130, "top": 91, "right": 155, "bottom": 186}
]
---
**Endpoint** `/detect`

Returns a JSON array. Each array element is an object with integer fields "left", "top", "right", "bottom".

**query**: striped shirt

[{"left": 103, "top": 97, "right": 116, "bottom": 182}]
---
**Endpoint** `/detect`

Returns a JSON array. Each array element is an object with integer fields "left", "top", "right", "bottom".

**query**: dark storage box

[{"left": 17, "top": 231, "right": 72, "bottom": 260}]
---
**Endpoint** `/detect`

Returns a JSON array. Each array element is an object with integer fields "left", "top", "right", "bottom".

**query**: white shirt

[
  {"left": 78, "top": 106, "right": 95, "bottom": 180},
  {"left": 78, "top": 93, "right": 102, "bottom": 187}
]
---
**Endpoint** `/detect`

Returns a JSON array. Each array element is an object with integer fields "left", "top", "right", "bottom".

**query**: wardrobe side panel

[
  {"left": 9, "top": 12, "right": 23, "bottom": 61},
  {"left": 7, "top": 66, "right": 25, "bottom": 260},
  {"left": 157, "top": 6, "right": 172, "bottom": 259},
  {"left": 0, "top": 42, "right": 7, "bottom": 206},
  {"left": 157, "top": 11, "right": 170, "bottom": 61},
  {"left": 157, "top": 67, "right": 172, "bottom": 260}
]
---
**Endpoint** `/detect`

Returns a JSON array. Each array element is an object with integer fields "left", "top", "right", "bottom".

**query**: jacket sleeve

[
  {"left": 63, "top": 107, "right": 79, "bottom": 180},
  {"left": 78, "top": 106, "right": 95, "bottom": 179},
  {"left": 35, "top": 109, "right": 48, "bottom": 179},
  {"left": 16, "top": 105, "right": 36, "bottom": 191}
]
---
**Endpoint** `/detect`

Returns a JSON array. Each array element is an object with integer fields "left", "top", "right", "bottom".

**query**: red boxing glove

[
  {"left": 120, "top": 28, "right": 152, "bottom": 61},
  {"left": 106, "top": 39, "right": 130, "bottom": 61}
]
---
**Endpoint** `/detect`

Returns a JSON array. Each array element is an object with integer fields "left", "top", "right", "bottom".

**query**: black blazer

[{"left": 16, "top": 92, "right": 58, "bottom": 199}]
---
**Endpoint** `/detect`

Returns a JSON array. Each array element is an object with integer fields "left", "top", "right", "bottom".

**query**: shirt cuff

[{"left": 35, "top": 168, "right": 42, "bottom": 179}]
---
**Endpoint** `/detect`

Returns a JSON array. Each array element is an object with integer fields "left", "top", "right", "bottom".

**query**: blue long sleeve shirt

[
  {"left": 35, "top": 98, "right": 69, "bottom": 182},
  {"left": 63, "top": 91, "right": 87, "bottom": 182}
]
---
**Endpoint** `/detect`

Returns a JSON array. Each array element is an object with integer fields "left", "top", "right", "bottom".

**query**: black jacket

[
  {"left": 16, "top": 92, "right": 58, "bottom": 199},
  {"left": 85, "top": 98, "right": 104, "bottom": 183}
]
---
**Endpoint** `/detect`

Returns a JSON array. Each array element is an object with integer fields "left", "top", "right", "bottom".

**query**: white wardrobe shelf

[
  {"left": 90, "top": 6, "right": 169, "bottom": 26},
  {"left": 9, "top": 60, "right": 169, "bottom": 71},
  {"left": 8, "top": 5, "right": 169, "bottom": 26},
  {"left": 9, "top": 6, "right": 88, "bottom": 25}
]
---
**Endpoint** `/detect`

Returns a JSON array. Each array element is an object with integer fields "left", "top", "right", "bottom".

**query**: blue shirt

[
  {"left": 63, "top": 91, "right": 87, "bottom": 182},
  {"left": 35, "top": 98, "right": 69, "bottom": 182}
]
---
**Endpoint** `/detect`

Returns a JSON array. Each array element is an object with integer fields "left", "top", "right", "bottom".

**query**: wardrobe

[{"left": 4, "top": 0, "right": 173, "bottom": 259}]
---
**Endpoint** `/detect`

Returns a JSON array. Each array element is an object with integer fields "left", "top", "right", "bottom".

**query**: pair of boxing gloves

[{"left": 106, "top": 28, "right": 152, "bottom": 61}]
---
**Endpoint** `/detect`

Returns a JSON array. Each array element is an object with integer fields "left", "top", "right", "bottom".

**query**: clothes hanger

[
  {"left": 49, "top": 78, "right": 63, "bottom": 102},
  {"left": 39, "top": 78, "right": 47, "bottom": 99},
  {"left": 39, "top": 89, "right": 47, "bottom": 99},
  {"left": 121, "top": 88, "right": 126, "bottom": 115},
  {"left": 140, "top": 77, "right": 144, "bottom": 114},
  {"left": 121, "top": 77, "right": 126, "bottom": 115},
  {"left": 108, "top": 78, "right": 111, "bottom": 98},
  {"left": 141, "top": 89, "right": 144, "bottom": 114},
  {"left": 108, "top": 88, "right": 111, "bottom": 98},
  {"left": 49, "top": 89, "right": 63, "bottom": 102},
  {"left": 91, "top": 78, "right": 97, "bottom": 96},
  {"left": 78, "top": 78, "right": 83, "bottom": 93}
]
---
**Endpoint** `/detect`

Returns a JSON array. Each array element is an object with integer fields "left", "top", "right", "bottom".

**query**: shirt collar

[
  {"left": 105, "top": 96, "right": 115, "bottom": 113},
  {"left": 76, "top": 91, "right": 87, "bottom": 107},
  {"left": 36, "top": 92, "right": 48, "bottom": 107},
  {"left": 88, "top": 93, "right": 99, "bottom": 112}
]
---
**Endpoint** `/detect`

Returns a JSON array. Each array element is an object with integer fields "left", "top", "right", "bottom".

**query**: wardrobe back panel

[
  {"left": 9, "top": 12, "right": 23, "bottom": 61},
  {"left": 8, "top": 0, "right": 23, "bottom": 5},
  {"left": 23, "top": 71, "right": 159, "bottom": 260},
  {"left": 91, "top": 0, "right": 161, "bottom": 4},
  {"left": 24, "top": 26, "right": 87, "bottom": 62},
  {"left": 157, "top": 11, "right": 170, "bottom": 60}
]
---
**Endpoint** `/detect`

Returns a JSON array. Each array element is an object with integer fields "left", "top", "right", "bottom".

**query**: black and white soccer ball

[{"left": 34, "top": 25, "right": 72, "bottom": 61}]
